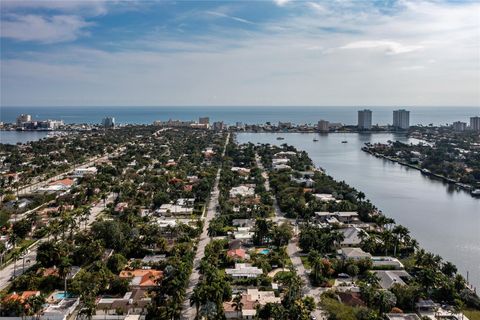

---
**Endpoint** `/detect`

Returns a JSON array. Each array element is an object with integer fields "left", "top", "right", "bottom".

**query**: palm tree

[
  {"left": 232, "top": 293, "right": 244, "bottom": 317},
  {"left": 58, "top": 257, "right": 72, "bottom": 296},
  {"left": 190, "top": 287, "right": 203, "bottom": 319},
  {"left": 392, "top": 225, "right": 409, "bottom": 256}
]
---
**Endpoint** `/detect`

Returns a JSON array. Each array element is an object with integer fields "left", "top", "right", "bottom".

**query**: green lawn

[{"left": 465, "top": 309, "right": 480, "bottom": 320}]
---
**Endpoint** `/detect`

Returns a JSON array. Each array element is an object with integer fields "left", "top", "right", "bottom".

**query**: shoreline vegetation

[{"left": 361, "top": 129, "right": 480, "bottom": 197}]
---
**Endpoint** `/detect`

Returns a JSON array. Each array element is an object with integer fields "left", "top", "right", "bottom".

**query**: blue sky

[{"left": 1, "top": 0, "right": 479, "bottom": 106}]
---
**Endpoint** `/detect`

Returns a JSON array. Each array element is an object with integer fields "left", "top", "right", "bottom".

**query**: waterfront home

[
  {"left": 225, "top": 263, "right": 263, "bottom": 278},
  {"left": 272, "top": 158, "right": 290, "bottom": 166},
  {"left": 336, "top": 212, "right": 360, "bottom": 224},
  {"left": 339, "top": 247, "right": 372, "bottom": 261},
  {"left": 274, "top": 151, "right": 297, "bottom": 157},
  {"left": 272, "top": 163, "right": 291, "bottom": 171},
  {"left": 371, "top": 256, "right": 404, "bottom": 270},
  {"left": 291, "top": 175, "right": 315, "bottom": 187},
  {"left": 229, "top": 185, "right": 255, "bottom": 198},
  {"left": 373, "top": 270, "right": 411, "bottom": 289},
  {"left": 119, "top": 269, "right": 163, "bottom": 289},
  {"left": 315, "top": 211, "right": 359, "bottom": 225},
  {"left": 313, "top": 193, "right": 340, "bottom": 202},
  {"left": 339, "top": 226, "right": 366, "bottom": 247}
]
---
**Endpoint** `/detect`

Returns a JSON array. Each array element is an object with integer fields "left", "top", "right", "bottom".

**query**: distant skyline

[{"left": 1, "top": 0, "right": 479, "bottom": 107}]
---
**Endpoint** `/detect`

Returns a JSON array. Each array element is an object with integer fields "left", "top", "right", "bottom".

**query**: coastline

[{"left": 361, "top": 146, "right": 478, "bottom": 196}]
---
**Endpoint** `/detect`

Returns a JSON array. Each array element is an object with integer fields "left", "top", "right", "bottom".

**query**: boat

[
  {"left": 341, "top": 140, "right": 348, "bottom": 143},
  {"left": 276, "top": 137, "right": 285, "bottom": 140},
  {"left": 421, "top": 169, "right": 431, "bottom": 175},
  {"left": 313, "top": 138, "right": 318, "bottom": 142},
  {"left": 471, "top": 189, "right": 480, "bottom": 196}
]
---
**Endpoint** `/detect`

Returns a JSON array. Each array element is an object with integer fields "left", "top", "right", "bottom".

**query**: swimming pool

[
  {"left": 53, "top": 292, "right": 73, "bottom": 300},
  {"left": 259, "top": 249, "right": 270, "bottom": 255}
]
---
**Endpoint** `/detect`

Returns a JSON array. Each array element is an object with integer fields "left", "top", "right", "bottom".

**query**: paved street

[
  {"left": 180, "top": 133, "right": 229, "bottom": 320},
  {"left": 256, "top": 153, "right": 325, "bottom": 319},
  {"left": 0, "top": 193, "right": 114, "bottom": 290}
]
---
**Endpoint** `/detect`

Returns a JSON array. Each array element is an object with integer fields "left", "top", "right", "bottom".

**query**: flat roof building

[
  {"left": 393, "top": 109, "right": 410, "bottom": 130},
  {"left": 358, "top": 109, "right": 372, "bottom": 130}
]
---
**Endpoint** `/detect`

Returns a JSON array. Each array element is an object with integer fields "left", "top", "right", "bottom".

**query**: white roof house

[
  {"left": 372, "top": 256, "right": 404, "bottom": 270},
  {"left": 156, "top": 204, "right": 193, "bottom": 216},
  {"left": 339, "top": 247, "right": 372, "bottom": 260},
  {"left": 313, "top": 193, "right": 339, "bottom": 202},
  {"left": 339, "top": 226, "right": 365, "bottom": 247},
  {"left": 72, "top": 167, "right": 97, "bottom": 177},
  {"left": 272, "top": 158, "right": 290, "bottom": 165},
  {"left": 291, "top": 177, "right": 315, "bottom": 187},
  {"left": 225, "top": 263, "right": 263, "bottom": 278},
  {"left": 374, "top": 270, "right": 411, "bottom": 289},
  {"left": 229, "top": 185, "right": 255, "bottom": 198},
  {"left": 273, "top": 163, "right": 291, "bottom": 171}
]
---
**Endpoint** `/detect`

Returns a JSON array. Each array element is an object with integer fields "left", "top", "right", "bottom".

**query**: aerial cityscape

[{"left": 1, "top": 1, "right": 479, "bottom": 320}]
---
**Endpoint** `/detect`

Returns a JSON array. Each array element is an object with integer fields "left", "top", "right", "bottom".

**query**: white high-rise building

[
  {"left": 16, "top": 114, "right": 31, "bottom": 126},
  {"left": 317, "top": 120, "right": 329, "bottom": 132},
  {"left": 102, "top": 117, "right": 115, "bottom": 128},
  {"left": 393, "top": 109, "right": 410, "bottom": 130},
  {"left": 470, "top": 117, "right": 480, "bottom": 131},
  {"left": 357, "top": 109, "right": 372, "bottom": 130}
]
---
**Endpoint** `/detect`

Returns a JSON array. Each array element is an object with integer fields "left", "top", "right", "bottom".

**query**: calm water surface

[
  {"left": 237, "top": 132, "right": 480, "bottom": 290},
  {"left": 0, "top": 131, "right": 49, "bottom": 145}
]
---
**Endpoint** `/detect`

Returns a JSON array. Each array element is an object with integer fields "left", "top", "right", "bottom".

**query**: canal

[{"left": 237, "top": 132, "right": 480, "bottom": 290}]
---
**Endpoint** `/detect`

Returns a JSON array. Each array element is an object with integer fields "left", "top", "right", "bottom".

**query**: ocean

[{"left": 1, "top": 106, "right": 479, "bottom": 126}]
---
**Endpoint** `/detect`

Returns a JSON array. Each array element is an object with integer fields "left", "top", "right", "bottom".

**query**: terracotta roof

[
  {"left": 227, "top": 249, "right": 246, "bottom": 259},
  {"left": 223, "top": 295, "right": 256, "bottom": 313},
  {"left": 49, "top": 178, "right": 74, "bottom": 186},
  {"left": 119, "top": 269, "right": 163, "bottom": 287}
]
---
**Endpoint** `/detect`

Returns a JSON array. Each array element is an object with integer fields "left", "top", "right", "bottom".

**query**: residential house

[
  {"left": 224, "top": 289, "right": 280, "bottom": 319},
  {"left": 227, "top": 249, "right": 248, "bottom": 261},
  {"left": 229, "top": 185, "right": 255, "bottom": 198},
  {"left": 95, "top": 289, "right": 150, "bottom": 318},
  {"left": 225, "top": 263, "right": 263, "bottom": 279},
  {"left": 373, "top": 270, "right": 411, "bottom": 289},
  {"left": 371, "top": 256, "right": 404, "bottom": 270},
  {"left": 119, "top": 269, "right": 163, "bottom": 289},
  {"left": 339, "top": 247, "right": 372, "bottom": 261},
  {"left": 339, "top": 226, "right": 366, "bottom": 247}
]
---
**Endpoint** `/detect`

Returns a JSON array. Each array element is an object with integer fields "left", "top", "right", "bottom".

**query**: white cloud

[
  {"left": 1, "top": 14, "right": 91, "bottom": 43},
  {"left": 273, "top": 0, "right": 291, "bottom": 7},
  {"left": 206, "top": 11, "right": 254, "bottom": 25},
  {"left": 340, "top": 40, "right": 424, "bottom": 55},
  {"left": 1, "top": 0, "right": 479, "bottom": 106},
  {"left": 0, "top": 0, "right": 109, "bottom": 15}
]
